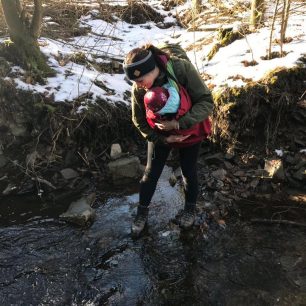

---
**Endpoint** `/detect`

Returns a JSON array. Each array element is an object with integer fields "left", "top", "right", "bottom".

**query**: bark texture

[{"left": 1, "top": 0, "right": 53, "bottom": 76}]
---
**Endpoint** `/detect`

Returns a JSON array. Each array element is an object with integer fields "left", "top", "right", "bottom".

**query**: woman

[{"left": 123, "top": 44, "right": 213, "bottom": 236}]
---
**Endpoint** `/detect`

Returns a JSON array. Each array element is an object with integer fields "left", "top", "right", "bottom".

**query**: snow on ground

[
  {"left": 1, "top": 0, "right": 305, "bottom": 108},
  {"left": 204, "top": 11, "right": 306, "bottom": 88}
]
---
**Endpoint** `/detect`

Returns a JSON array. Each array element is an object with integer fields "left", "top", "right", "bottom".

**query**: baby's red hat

[{"left": 144, "top": 87, "right": 169, "bottom": 113}]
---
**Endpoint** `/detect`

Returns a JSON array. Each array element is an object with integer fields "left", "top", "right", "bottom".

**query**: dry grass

[
  {"left": 42, "top": 1, "right": 95, "bottom": 39},
  {"left": 0, "top": 0, "right": 167, "bottom": 40}
]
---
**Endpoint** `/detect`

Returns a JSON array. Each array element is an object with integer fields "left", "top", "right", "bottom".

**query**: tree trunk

[
  {"left": 250, "top": 0, "right": 265, "bottom": 28},
  {"left": 268, "top": 0, "right": 280, "bottom": 59},
  {"left": 1, "top": 0, "right": 54, "bottom": 77},
  {"left": 280, "top": 0, "right": 291, "bottom": 55}
]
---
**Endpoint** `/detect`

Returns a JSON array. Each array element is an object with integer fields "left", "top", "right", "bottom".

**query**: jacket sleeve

[
  {"left": 174, "top": 59, "right": 214, "bottom": 130},
  {"left": 131, "top": 85, "right": 167, "bottom": 145}
]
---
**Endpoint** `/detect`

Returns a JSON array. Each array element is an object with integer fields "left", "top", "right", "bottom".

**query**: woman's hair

[{"left": 125, "top": 44, "right": 170, "bottom": 70}]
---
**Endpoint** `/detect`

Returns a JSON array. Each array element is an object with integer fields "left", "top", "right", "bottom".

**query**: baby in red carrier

[{"left": 144, "top": 82, "right": 180, "bottom": 122}]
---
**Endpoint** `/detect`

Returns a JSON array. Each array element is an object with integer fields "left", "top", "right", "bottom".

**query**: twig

[
  {"left": 251, "top": 218, "right": 306, "bottom": 227},
  {"left": 268, "top": 0, "right": 280, "bottom": 59},
  {"left": 0, "top": 175, "right": 8, "bottom": 181},
  {"left": 272, "top": 205, "right": 306, "bottom": 211},
  {"left": 299, "top": 90, "right": 306, "bottom": 100},
  {"left": 34, "top": 177, "right": 57, "bottom": 189},
  {"left": 77, "top": 151, "right": 89, "bottom": 166}
]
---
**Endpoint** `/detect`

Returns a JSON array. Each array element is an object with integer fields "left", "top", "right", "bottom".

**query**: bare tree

[
  {"left": 268, "top": 0, "right": 280, "bottom": 59},
  {"left": 280, "top": 0, "right": 291, "bottom": 55},
  {"left": 267, "top": 0, "right": 291, "bottom": 59},
  {"left": 250, "top": 0, "right": 265, "bottom": 28},
  {"left": 1, "top": 0, "right": 54, "bottom": 77}
]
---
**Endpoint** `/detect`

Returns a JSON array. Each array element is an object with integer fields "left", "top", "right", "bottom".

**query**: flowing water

[{"left": 0, "top": 167, "right": 306, "bottom": 305}]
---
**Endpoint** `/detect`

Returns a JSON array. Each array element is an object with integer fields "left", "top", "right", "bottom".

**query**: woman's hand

[
  {"left": 165, "top": 135, "right": 190, "bottom": 143},
  {"left": 155, "top": 119, "right": 179, "bottom": 131}
]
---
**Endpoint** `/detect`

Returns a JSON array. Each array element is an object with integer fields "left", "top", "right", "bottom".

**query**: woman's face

[{"left": 134, "top": 66, "right": 159, "bottom": 90}]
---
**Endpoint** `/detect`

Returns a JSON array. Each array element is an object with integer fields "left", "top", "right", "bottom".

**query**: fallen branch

[
  {"left": 251, "top": 218, "right": 306, "bottom": 227},
  {"left": 33, "top": 177, "right": 57, "bottom": 189}
]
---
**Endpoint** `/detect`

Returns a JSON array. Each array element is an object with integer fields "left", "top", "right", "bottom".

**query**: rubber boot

[
  {"left": 179, "top": 202, "right": 196, "bottom": 229},
  {"left": 131, "top": 205, "right": 149, "bottom": 237}
]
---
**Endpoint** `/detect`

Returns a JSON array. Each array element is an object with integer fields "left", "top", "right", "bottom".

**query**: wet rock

[
  {"left": 107, "top": 156, "right": 141, "bottom": 183},
  {"left": 249, "top": 179, "right": 259, "bottom": 189},
  {"left": 294, "top": 136, "right": 306, "bottom": 147},
  {"left": 285, "top": 154, "right": 298, "bottom": 165},
  {"left": 10, "top": 122, "right": 28, "bottom": 137},
  {"left": 110, "top": 143, "right": 122, "bottom": 160},
  {"left": 280, "top": 255, "right": 301, "bottom": 271},
  {"left": 173, "top": 167, "right": 182, "bottom": 178},
  {"left": 60, "top": 168, "right": 79, "bottom": 180},
  {"left": 233, "top": 170, "right": 245, "bottom": 177},
  {"left": 240, "top": 191, "right": 250, "bottom": 198},
  {"left": 201, "top": 188, "right": 211, "bottom": 201},
  {"left": 194, "top": 211, "right": 209, "bottom": 226},
  {"left": 210, "top": 208, "right": 220, "bottom": 221},
  {"left": 292, "top": 167, "right": 306, "bottom": 181},
  {"left": 203, "top": 201, "right": 214, "bottom": 210},
  {"left": 207, "top": 179, "right": 218, "bottom": 190},
  {"left": 233, "top": 178, "right": 240, "bottom": 184},
  {"left": 254, "top": 169, "right": 269, "bottom": 177},
  {"left": 64, "top": 149, "right": 79, "bottom": 167},
  {"left": 224, "top": 160, "right": 234, "bottom": 170},
  {"left": 287, "top": 176, "right": 304, "bottom": 189},
  {"left": 214, "top": 191, "right": 231, "bottom": 204},
  {"left": 17, "top": 179, "right": 36, "bottom": 195},
  {"left": 264, "top": 159, "right": 285, "bottom": 181},
  {"left": 203, "top": 152, "right": 224, "bottom": 165},
  {"left": 60, "top": 193, "right": 96, "bottom": 226},
  {"left": 215, "top": 180, "right": 225, "bottom": 189},
  {"left": 168, "top": 174, "right": 177, "bottom": 187},
  {"left": 293, "top": 159, "right": 306, "bottom": 170},
  {"left": 168, "top": 167, "right": 181, "bottom": 187},
  {"left": 240, "top": 176, "right": 248, "bottom": 182},
  {"left": 224, "top": 152, "right": 235, "bottom": 160},
  {"left": 211, "top": 168, "right": 227, "bottom": 181}
]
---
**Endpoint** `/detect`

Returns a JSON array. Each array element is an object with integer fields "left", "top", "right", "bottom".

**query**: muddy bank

[
  {"left": 212, "top": 65, "right": 306, "bottom": 153},
  {"left": 0, "top": 73, "right": 143, "bottom": 200}
]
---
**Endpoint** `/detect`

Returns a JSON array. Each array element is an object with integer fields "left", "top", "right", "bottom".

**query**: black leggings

[{"left": 139, "top": 142, "right": 201, "bottom": 207}]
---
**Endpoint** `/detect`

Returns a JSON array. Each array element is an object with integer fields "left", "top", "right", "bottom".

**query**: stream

[{"left": 0, "top": 166, "right": 305, "bottom": 305}]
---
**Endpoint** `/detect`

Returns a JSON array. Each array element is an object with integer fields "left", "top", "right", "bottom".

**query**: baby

[{"left": 144, "top": 82, "right": 180, "bottom": 119}]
